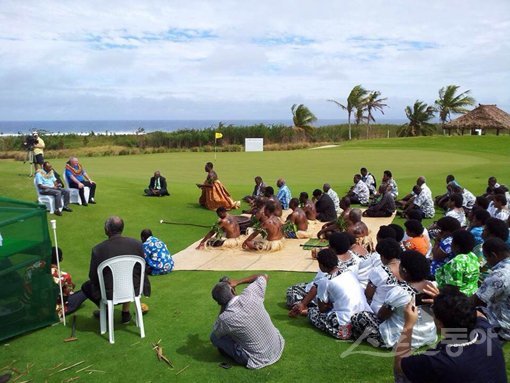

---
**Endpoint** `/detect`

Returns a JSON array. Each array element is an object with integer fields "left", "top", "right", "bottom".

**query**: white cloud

[{"left": 0, "top": 0, "right": 509, "bottom": 121}]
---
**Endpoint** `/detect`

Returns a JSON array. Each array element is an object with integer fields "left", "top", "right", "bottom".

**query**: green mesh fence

[{"left": 0, "top": 197, "right": 58, "bottom": 341}]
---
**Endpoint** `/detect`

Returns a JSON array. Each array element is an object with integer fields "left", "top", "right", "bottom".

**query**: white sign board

[{"left": 245, "top": 138, "right": 264, "bottom": 152}]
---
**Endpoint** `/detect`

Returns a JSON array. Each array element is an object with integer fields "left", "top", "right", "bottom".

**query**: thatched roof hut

[{"left": 446, "top": 104, "right": 510, "bottom": 135}]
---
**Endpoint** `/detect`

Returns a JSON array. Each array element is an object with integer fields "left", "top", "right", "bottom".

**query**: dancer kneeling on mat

[
  {"left": 196, "top": 207, "right": 242, "bottom": 250},
  {"left": 243, "top": 201, "right": 284, "bottom": 252},
  {"left": 283, "top": 198, "right": 311, "bottom": 239}
]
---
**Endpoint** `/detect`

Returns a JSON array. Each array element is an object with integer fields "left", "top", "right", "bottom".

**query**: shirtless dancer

[
  {"left": 263, "top": 186, "right": 283, "bottom": 218},
  {"left": 317, "top": 197, "right": 352, "bottom": 239},
  {"left": 347, "top": 208, "right": 373, "bottom": 251},
  {"left": 243, "top": 201, "right": 284, "bottom": 252},
  {"left": 285, "top": 198, "right": 311, "bottom": 239},
  {"left": 299, "top": 192, "right": 317, "bottom": 221},
  {"left": 196, "top": 207, "right": 242, "bottom": 249}
]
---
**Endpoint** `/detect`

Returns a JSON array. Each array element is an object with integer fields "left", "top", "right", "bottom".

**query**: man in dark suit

[
  {"left": 313, "top": 189, "right": 337, "bottom": 222},
  {"left": 144, "top": 170, "right": 169, "bottom": 196},
  {"left": 81, "top": 216, "right": 150, "bottom": 323}
]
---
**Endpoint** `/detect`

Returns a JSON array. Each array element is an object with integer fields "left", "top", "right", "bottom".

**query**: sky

[{"left": 0, "top": 0, "right": 509, "bottom": 121}]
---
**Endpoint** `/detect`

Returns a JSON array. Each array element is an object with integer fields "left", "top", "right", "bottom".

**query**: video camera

[{"left": 23, "top": 135, "right": 39, "bottom": 151}]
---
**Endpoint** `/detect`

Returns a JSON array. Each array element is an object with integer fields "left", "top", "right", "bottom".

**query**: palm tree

[
  {"left": 435, "top": 85, "right": 475, "bottom": 129},
  {"left": 328, "top": 85, "right": 368, "bottom": 140},
  {"left": 291, "top": 104, "right": 317, "bottom": 135},
  {"left": 398, "top": 100, "right": 436, "bottom": 137},
  {"left": 363, "top": 91, "right": 388, "bottom": 138}
]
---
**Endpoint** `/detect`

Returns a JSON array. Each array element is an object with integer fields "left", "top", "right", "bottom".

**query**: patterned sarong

[
  {"left": 308, "top": 308, "right": 352, "bottom": 340},
  {"left": 252, "top": 238, "right": 285, "bottom": 252},
  {"left": 199, "top": 180, "right": 239, "bottom": 210}
]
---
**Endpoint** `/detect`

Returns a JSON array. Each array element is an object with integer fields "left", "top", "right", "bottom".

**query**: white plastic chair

[
  {"left": 63, "top": 169, "right": 90, "bottom": 205},
  {"left": 33, "top": 178, "right": 59, "bottom": 214},
  {"left": 97, "top": 255, "right": 146, "bottom": 344}
]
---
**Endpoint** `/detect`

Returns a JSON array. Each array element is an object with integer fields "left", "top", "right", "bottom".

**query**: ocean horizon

[{"left": 0, "top": 119, "right": 408, "bottom": 135}]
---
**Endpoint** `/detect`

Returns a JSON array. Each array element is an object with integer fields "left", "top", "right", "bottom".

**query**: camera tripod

[{"left": 24, "top": 149, "right": 35, "bottom": 177}]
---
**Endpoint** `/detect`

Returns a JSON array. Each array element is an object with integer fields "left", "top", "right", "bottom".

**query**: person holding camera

[
  {"left": 394, "top": 286, "right": 507, "bottom": 383},
  {"left": 210, "top": 274, "right": 285, "bottom": 369},
  {"left": 32, "top": 131, "right": 45, "bottom": 170}
]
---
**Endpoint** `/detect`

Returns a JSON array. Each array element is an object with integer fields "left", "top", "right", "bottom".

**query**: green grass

[{"left": 0, "top": 136, "right": 509, "bottom": 382}]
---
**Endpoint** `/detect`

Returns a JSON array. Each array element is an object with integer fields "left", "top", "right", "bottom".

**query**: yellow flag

[{"left": 215, "top": 132, "right": 223, "bottom": 139}]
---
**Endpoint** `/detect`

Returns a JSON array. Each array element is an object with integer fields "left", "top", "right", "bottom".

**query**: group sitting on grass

[
  {"left": 218, "top": 171, "right": 510, "bottom": 378},
  {"left": 45, "top": 168, "right": 510, "bottom": 379}
]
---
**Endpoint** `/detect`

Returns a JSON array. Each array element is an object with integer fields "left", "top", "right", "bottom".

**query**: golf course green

[{"left": 0, "top": 135, "right": 509, "bottom": 382}]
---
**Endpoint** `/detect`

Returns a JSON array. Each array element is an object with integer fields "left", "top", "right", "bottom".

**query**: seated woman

[
  {"left": 445, "top": 193, "right": 467, "bottom": 227},
  {"left": 435, "top": 230, "right": 479, "bottom": 296},
  {"left": 468, "top": 208, "right": 490, "bottom": 246},
  {"left": 430, "top": 216, "right": 461, "bottom": 277},
  {"left": 365, "top": 238, "right": 403, "bottom": 313},
  {"left": 307, "top": 248, "right": 370, "bottom": 339},
  {"left": 286, "top": 232, "right": 359, "bottom": 316},
  {"left": 402, "top": 219, "right": 430, "bottom": 256},
  {"left": 351, "top": 250, "right": 437, "bottom": 348},
  {"left": 197, "top": 162, "right": 240, "bottom": 210}
]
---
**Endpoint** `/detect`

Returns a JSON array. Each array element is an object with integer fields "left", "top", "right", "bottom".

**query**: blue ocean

[{"left": 0, "top": 119, "right": 406, "bottom": 135}]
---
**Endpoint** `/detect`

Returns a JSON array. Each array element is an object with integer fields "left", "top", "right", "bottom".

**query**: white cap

[{"left": 32, "top": 131, "right": 38, "bottom": 136}]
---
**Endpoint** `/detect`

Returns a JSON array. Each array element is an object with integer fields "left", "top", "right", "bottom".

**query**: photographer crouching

[{"left": 24, "top": 131, "right": 45, "bottom": 171}]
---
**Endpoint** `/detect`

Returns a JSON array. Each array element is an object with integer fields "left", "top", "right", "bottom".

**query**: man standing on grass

[{"left": 210, "top": 274, "right": 285, "bottom": 369}]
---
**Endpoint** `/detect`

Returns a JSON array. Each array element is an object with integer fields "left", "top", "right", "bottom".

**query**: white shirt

[
  {"left": 353, "top": 180, "right": 370, "bottom": 204},
  {"left": 306, "top": 252, "right": 360, "bottom": 292},
  {"left": 316, "top": 270, "right": 372, "bottom": 325},
  {"left": 362, "top": 173, "right": 377, "bottom": 194},
  {"left": 414, "top": 190, "right": 435, "bottom": 219},
  {"left": 379, "top": 284, "right": 437, "bottom": 348},
  {"left": 357, "top": 251, "right": 382, "bottom": 289},
  {"left": 368, "top": 264, "right": 400, "bottom": 313},
  {"left": 326, "top": 188, "right": 340, "bottom": 214},
  {"left": 420, "top": 183, "right": 432, "bottom": 199},
  {"left": 446, "top": 208, "right": 467, "bottom": 227},
  {"left": 462, "top": 189, "right": 476, "bottom": 210}
]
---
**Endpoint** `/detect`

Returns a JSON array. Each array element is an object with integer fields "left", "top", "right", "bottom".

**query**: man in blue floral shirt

[
  {"left": 476, "top": 238, "right": 510, "bottom": 340},
  {"left": 140, "top": 229, "right": 174, "bottom": 275},
  {"left": 276, "top": 178, "right": 292, "bottom": 210}
]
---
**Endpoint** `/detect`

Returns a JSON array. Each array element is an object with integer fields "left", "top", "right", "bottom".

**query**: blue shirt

[
  {"left": 469, "top": 226, "right": 484, "bottom": 246},
  {"left": 65, "top": 165, "right": 86, "bottom": 182},
  {"left": 431, "top": 236, "right": 454, "bottom": 276},
  {"left": 142, "top": 236, "right": 174, "bottom": 275},
  {"left": 35, "top": 170, "right": 56, "bottom": 188},
  {"left": 277, "top": 185, "right": 292, "bottom": 210}
]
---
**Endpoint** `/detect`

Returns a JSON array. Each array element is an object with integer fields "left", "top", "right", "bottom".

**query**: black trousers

[
  {"left": 69, "top": 180, "right": 96, "bottom": 204},
  {"left": 81, "top": 280, "right": 101, "bottom": 307},
  {"left": 364, "top": 209, "right": 393, "bottom": 217}
]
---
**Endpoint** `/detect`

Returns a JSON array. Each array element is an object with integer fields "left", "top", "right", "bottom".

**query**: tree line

[{"left": 291, "top": 85, "right": 476, "bottom": 138}]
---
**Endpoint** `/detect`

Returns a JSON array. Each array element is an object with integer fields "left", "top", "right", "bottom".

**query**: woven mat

[{"left": 172, "top": 211, "right": 395, "bottom": 272}]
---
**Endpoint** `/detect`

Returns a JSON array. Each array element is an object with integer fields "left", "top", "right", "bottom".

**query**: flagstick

[
  {"left": 50, "top": 219, "right": 66, "bottom": 326},
  {"left": 214, "top": 137, "right": 217, "bottom": 160}
]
